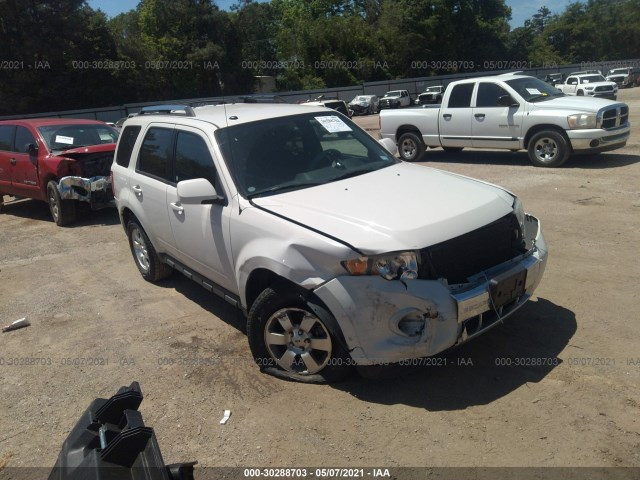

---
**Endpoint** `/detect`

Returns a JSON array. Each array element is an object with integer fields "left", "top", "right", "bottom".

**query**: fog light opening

[
  {"left": 398, "top": 313, "right": 426, "bottom": 337},
  {"left": 590, "top": 139, "right": 600, "bottom": 148}
]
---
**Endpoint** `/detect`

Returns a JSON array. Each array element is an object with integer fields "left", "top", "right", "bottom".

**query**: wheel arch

[
  {"left": 395, "top": 124, "right": 423, "bottom": 143},
  {"left": 524, "top": 124, "right": 572, "bottom": 151},
  {"left": 244, "top": 270, "right": 350, "bottom": 351}
]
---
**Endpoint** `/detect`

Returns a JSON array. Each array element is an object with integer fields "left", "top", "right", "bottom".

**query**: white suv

[{"left": 111, "top": 103, "right": 548, "bottom": 382}]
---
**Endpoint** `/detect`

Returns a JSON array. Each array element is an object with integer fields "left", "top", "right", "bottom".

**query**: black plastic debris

[{"left": 49, "top": 381, "right": 197, "bottom": 480}]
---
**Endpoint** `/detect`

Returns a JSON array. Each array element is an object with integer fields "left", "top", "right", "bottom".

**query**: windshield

[
  {"left": 505, "top": 77, "right": 564, "bottom": 102},
  {"left": 352, "top": 96, "right": 369, "bottom": 102},
  {"left": 38, "top": 124, "right": 119, "bottom": 151},
  {"left": 216, "top": 112, "right": 398, "bottom": 198},
  {"left": 384, "top": 91, "right": 402, "bottom": 97},
  {"left": 425, "top": 87, "right": 441, "bottom": 92},
  {"left": 609, "top": 69, "right": 628, "bottom": 75},
  {"left": 582, "top": 75, "right": 606, "bottom": 83}
]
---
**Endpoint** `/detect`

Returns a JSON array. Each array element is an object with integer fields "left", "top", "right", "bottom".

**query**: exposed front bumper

[
  {"left": 314, "top": 215, "right": 548, "bottom": 365},
  {"left": 567, "top": 124, "right": 630, "bottom": 153},
  {"left": 58, "top": 176, "right": 114, "bottom": 209}
]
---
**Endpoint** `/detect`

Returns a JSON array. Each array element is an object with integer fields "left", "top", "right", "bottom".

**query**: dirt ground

[{"left": 1, "top": 88, "right": 639, "bottom": 477}]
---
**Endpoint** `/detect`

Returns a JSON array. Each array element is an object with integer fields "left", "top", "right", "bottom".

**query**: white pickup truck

[
  {"left": 379, "top": 73, "right": 630, "bottom": 167},
  {"left": 557, "top": 73, "right": 618, "bottom": 99}
]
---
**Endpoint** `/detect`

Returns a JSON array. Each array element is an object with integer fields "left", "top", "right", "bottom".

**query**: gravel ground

[{"left": 1, "top": 88, "right": 639, "bottom": 478}]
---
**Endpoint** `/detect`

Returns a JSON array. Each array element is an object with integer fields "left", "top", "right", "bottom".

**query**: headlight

[
  {"left": 567, "top": 113, "right": 597, "bottom": 129},
  {"left": 342, "top": 252, "right": 419, "bottom": 280}
]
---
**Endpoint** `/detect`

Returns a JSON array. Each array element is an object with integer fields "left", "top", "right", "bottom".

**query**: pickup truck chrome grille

[
  {"left": 595, "top": 85, "right": 613, "bottom": 92},
  {"left": 418, "top": 213, "right": 523, "bottom": 284},
  {"left": 599, "top": 106, "right": 629, "bottom": 129}
]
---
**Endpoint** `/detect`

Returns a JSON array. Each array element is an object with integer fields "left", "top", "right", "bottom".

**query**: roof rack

[
  {"left": 188, "top": 95, "right": 289, "bottom": 107},
  {"left": 138, "top": 105, "right": 196, "bottom": 116}
]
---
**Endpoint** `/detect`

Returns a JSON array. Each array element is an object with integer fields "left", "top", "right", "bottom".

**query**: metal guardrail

[{"left": 1, "top": 60, "right": 638, "bottom": 122}]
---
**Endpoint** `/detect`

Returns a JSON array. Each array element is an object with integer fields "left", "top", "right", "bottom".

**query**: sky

[{"left": 86, "top": 0, "right": 581, "bottom": 29}]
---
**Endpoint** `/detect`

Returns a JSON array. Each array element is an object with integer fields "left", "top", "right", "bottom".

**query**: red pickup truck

[{"left": 0, "top": 119, "right": 118, "bottom": 225}]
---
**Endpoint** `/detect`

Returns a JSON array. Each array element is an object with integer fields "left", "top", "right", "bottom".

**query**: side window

[
  {"left": 0, "top": 125, "right": 15, "bottom": 151},
  {"left": 137, "top": 127, "right": 173, "bottom": 181},
  {"left": 447, "top": 83, "right": 474, "bottom": 108},
  {"left": 174, "top": 131, "right": 217, "bottom": 186},
  {"left": 14, "top": 126, "right": 36, "bottom": 153},
  {"left": 476, "top": 83, "right": 510, "bottom": 107},
  {"left": 116, "top": 125, "right": 142, "bottom": 167}
]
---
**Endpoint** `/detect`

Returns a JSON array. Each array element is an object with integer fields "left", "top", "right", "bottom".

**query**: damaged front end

[
  {"left": 54, "top": 146, "right": 115, "bottom": 209},
  {"left": 58, "top": 175, "right": 114, "bottom": 209},
  {"left": 313, "top": 210, "right": 548, "bottom": 366}
]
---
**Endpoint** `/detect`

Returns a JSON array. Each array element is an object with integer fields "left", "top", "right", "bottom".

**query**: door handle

[
  {"left": 443, "top": 114, "right": 452, "bottom": 120},
  {"left": 131, "top": 185, "right": 142, "bottom": 196},
  {"left": 10, "top": 158, "right": 16, "bottom": 165},
  {"left": 170, "top": 202, "right": 184, "bottom": 215},
  {"left": 474, "top": 113, "right": 485, "bottom": 119}
]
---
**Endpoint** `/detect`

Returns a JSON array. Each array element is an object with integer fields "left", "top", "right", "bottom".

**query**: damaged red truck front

[{"left": 0, "top": 119, "right": 119, "bottom": 225}]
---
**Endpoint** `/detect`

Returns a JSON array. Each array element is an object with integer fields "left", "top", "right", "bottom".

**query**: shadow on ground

[
  {"left": 0, "top": 197, "right": 120, "bottom": 226},
  {"left": 330, "top": 297, "right": 576, "bottom": 411},
  {"left": 421, "top": 149, "right": 640, "bottom": 169}
]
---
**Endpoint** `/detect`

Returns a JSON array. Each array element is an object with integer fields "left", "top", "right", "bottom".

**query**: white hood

[
  {"left": 531, "top": 95, "right": 622, "bottom": 113},
  {"left": 252, "top": 163, "right": 514, "bottom": 254}
]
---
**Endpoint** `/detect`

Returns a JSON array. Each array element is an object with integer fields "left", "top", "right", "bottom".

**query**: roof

[
  {"left": 126, "top": 103, "right": 332, "bottom": 128},
  {"left": 0, "top": 118, "right": 111, "bottom": 127}
]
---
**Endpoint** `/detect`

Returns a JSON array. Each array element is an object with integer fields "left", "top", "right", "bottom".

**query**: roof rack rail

[
  {"left": 188, "top": 95, "right": 289, "bottom": 107},
  {"left": 138, "top": 104, "right": 196, "bottom": 116}
]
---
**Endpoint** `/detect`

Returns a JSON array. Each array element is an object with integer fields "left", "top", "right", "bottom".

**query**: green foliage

[{"left": 0, "top": 0, "right": 638, "bottom": 115}]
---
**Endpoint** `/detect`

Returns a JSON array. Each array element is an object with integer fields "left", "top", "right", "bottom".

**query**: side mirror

[
  {"left": 497, "top": 95, "right": 519, "bottom": 108},
  {"left": 379, "top": 138, "right": 398, "bottom": 156},
  {"left": 177, "top": 178, "right": 225, "bottom": 205},
  {"left": 28, "top": 143, "right": 38, "bottom": 156}
]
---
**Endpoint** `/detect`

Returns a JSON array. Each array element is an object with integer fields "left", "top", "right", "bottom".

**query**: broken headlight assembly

[{"left": 342, "top": 252, "right": 419, "bottom": 280}]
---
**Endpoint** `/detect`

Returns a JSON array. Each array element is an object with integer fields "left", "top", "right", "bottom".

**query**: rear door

[
  {"left": 165, "top": 126, "right": 235, "bottom": 292},
  {"left": 132, "top": 125, "right": 179, "bottom": 256},
  {"left": 438, "top": 82, "right": 474, "bottom": 147},
  {"left": 471, "top": 82, "right": 524, "bottom": 150}
]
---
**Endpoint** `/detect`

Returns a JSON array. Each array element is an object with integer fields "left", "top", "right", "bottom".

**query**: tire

[
  {"left": 442, "top": 147, "right": 463, "bottom": 153},
  {"left": 126, "top": 219, "right": 173, "bottom": 282},
  {"left": 47, "top": 180, "right": 77, "bottom": 226},
  {"left": 528, "top": 130, "right": 570, "bottom": 167},
  {"left": 398, "top": 132, "right": 425, "bottom": 162},
  {"left": 247, "top": 283, "right": 353, "bottom": 383},
  {"left": 577, "top": 90, "right": 584, "bottom": 96}
]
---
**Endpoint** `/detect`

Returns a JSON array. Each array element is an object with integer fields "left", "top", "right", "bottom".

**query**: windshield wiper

[
  {"left": 530, "top": 92, "right": 565, "bottom": 102},
  {"left": 248, "top": 181, "right": 325, "bottom": 198},
  {"left": 331, "top": 166, "right": 381, "bottom": 182}
]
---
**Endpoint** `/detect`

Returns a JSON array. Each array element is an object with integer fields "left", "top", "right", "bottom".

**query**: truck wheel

[
  {"left": 577, "top": 90, "right": 584, "bottom": 96},
  {"left": 47, "top": 180, "right": 77, "bottom": 226},
  {"left": 126, "top": 219, "right": 173, "bottom": 282},
  {"left": 528, "top": 131, "right": 570, "bottom": 167},
  {"left": 398, "top": 132, "right": 425, "bottom": 161},
  {"left": 247, "top": 283, "right": 353, "bottom": 383}
]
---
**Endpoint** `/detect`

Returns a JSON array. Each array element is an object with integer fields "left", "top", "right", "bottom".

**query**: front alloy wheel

[{"left": 247, "top": 283, "right": 352, "bottom": 383}]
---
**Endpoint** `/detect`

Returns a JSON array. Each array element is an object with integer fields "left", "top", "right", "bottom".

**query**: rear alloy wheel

[
  {"left": 247, "top": 284, "right": 352, "bottom": 383},
  {"left": 528, "top": 130, "right": 570, "bottom": 167},
  {"left": 126, "top": 219, "right": 173, "bottom": 281},
  {"left": 47, "top": 180, "right": 76, "bottom": 226},
  {"left": 398, "top": 132, "right": 425, "bottom": 162}
]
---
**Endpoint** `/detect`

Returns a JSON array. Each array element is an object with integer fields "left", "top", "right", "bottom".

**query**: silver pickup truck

[{"left": 380, "top": 73, "right": 630, "bottom": 167}]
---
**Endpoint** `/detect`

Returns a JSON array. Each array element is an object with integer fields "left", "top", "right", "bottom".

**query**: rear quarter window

[
  {"left": 0, "top": 125, "right": 15, "bottom": 151},
  {"left": 116, "top": 125, "right": 142, "bottom": 167}
]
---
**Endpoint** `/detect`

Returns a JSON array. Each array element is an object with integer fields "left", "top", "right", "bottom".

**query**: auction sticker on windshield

[
  {"left": 55, "top": 135, "right": 74, "bottom": 145},
  {"left": 316, "top": 116, "right": 352, "bottom": 133}
]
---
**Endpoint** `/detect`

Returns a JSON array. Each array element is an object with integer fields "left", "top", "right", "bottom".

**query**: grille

[
  {"left": 600, "top": 106, "right": 629, "bottom": 129},
  {"left": 418, "top": 213, "right": 523, "bottom": 284},
  {"left": 595, "top": 86, "right": 613, "bottom": 92}
]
